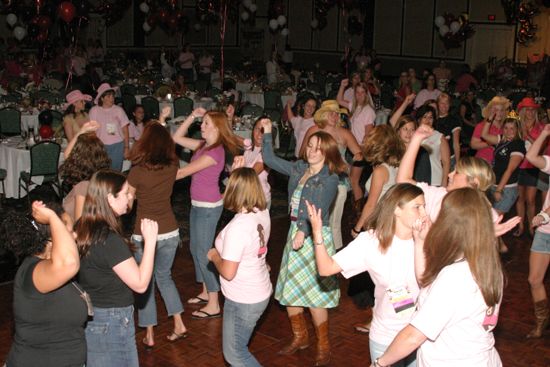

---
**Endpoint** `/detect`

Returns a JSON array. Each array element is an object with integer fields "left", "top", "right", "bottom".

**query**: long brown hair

[
  {"left": 421, "top": 188, "right": 502, "bottom": 307},
  {"left": 362, "top": 125, "right": 404, "bottom": 167},
  {"left": 128, "top": 122, "right": 178, "bottom": 170},
  {"left": 59, "top": 133, "right": 111, "bottom": 186},
  {"left": 365, "top": 183, "right": 423, "bottom": 253},
  {"left": 224, "top": 167, "right": 267, "bottom": 212},
  {"left": 75, "top": 170, "right": 130, "bottom": 256},
  {"left": 299, "top": 131, "right": 348, "bottom": 175},
  {"left": 200, "top": 111, "right": 241, "bottom": 156}
]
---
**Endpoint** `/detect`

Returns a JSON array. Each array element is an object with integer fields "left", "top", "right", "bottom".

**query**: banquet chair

[
  {"left": 3, "top": 93, "right": 22, "bottom": 103},
  {"left": 137, "top": 85, "right": 151, "bottom": 95},
  {"left": 33, "top": 90, "right": 60, "bottom": 105},
  {"left": 241, "top": 104, "right": 264, "bottom": 118},
  {"left": 141, "top": 96, "right": 160, "bottom": 119},
  {"left": 18, "top": 141, "right": 61, "bottom": 199},
  {"left": 173, "top": 97, "right": 194, "bottom": 118},
  {"left": 195, "top": 79, "right": 210, "bottom": 95},
  {"left": 0, "top": 168, "right": 6, "bottom": 204},
  {"left": 275, "top": 128, "right": 296, "bottom": 160},
  {"left": 208, "top": 87, "right": 222, "bottom": 98},
  {"left": 264, "top": 109, "right": 281, "bottom": 123},
  {"left": 263, "top": 90, "right": 283, "bottom": 112},
  {"left": 121, "top": 94, "right": 137, "bottom": 117},
  {"left": 0, "top": 107, "right": 22, "bottom": 136},
  {"left": 120, "top": 84, "right": 137, "bottom": 96}
]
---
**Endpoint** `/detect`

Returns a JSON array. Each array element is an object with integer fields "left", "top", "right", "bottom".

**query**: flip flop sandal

[
  {"left": 167, "top": 331, "right": 189, "bottom": 342},
  {"left": 191, "top": 310, "right": 222, "bottom": 319},
  {"left": 187, "top": 296, "right": 208, "bottom": 305}
]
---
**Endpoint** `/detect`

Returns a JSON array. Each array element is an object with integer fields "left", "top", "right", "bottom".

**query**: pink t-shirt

[
  {"left": 88, "top": 105, "right": 130, "bottom": 146},
  {"left": 244, "top": 146, "right": 271, "bottom": 202},
  {"left": 472, "top": 121, "right": 502, "bottom": 163},
  {"left": 417, "top": 182, "right": 447, "bottom": 222},
  {"left": 348, "top": 101, "right": 375, "bottom": 145},
  {"left": 411, "top": 261, "right": 502, "bottom": 367},
  {"left": 520, "top": 123, "right": 544, "bottom": 169},
  {"left": 215, "top": 209, "right": 272, "bottom": 304},
  {"left": 333, "top": 231, "right": 419, "bottom": 345},
  {"left": 535, "top": 156, "right": 550, "bottom": 234},
  {"left": 128, "top": 122, "right": 144, "bottom": 141},
  {"left": 190, "top": 144, "right": 224, "bottom": 202},
  {"left": 290, "top": 116, "right": 315, "bottom": 158}
]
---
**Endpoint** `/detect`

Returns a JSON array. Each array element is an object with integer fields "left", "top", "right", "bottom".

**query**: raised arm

[
  {"left": 526, "top": 124, "right": 550, "bottom": 169},
  {"left": 63, "top": 120, "right": 99, "bottom": 159},
  {"left": 336, "top": 79, "right": 350, "bottom": 107},
  {"left": 260, "top": 118, "right": 294, "bottom": 176},
  {"left": 397, "top": 125, "right": 434, "bottom": 185},
  {"left": 172, "top": 107, "right": 206, "bottom": 151},
  {"left": 439, "top": 136, "right": 451, "bottom": 187},
  {"left": 480, "top": 121, "right": 499, "bottom": 146},
  {"left": 286, "top": 99, "right": 296, "bottom": 122},
  {"left": 32, "top": 201, "right": 80, "bottom": 294},
  {"left": 113, "top": 219, "right": 158, "bottom": 293},
  {"left": 389, "top": 93, "right": 416, "bottom": 127},
  {"left": 306, "top": 201, "right": 343, "bottom": 277}
]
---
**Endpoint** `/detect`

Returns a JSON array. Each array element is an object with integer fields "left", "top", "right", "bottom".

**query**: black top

[
  {"left": 493, "top": 139, "right": 526, "bottom": 184},
  {"left": 414, "top": 147, "right": 432, "bottom": 184},
  {"left": 436, "top": 114, "right": 462, "bottom": 140},
  {"left": 78, "top": 231, "right": 134, "bottom": 308},
  {"left": 7, "top": 256, "right": 87, "bottom": 367}
]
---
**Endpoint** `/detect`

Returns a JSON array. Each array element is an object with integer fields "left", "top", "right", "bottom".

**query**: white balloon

[
  {"left": 139, "top": 2, "right": 149, "bottom": 13},
  {"left": 269, "top": 19, "right": 279, "bottom": 30},
  {"left": 243, "top": 0, "right": 253, "bottom": 9},
  {"left": 6, "top": 13, "right": 17, "bottom": 27},
  {"left": 439, "top": 24, "right": 449, "bottom": 36},
  {"left": 142, "top": 22, "right": 151, "bottom": 32},
  {"left": 450, "top": 21, "right": 460, "bottom": 34},
  {"left": 241, "top": 11, "right": 249, "bottom": 21},
  {"left": 434, "top": 15, "right": 445, "bottom": 28},
  {"left": 277, "top": 15, "right": 286, "bottom": 26},
  {"left": 13, "top": 26, "right": 26, "bottom": 41},
  {"left": 281, "top": 28, "right": 289, "bottom": 37},
  {"left": 311, "top": 18, "right": 319, "bottom": 29},
  {"left": 249, "top": 4, "right": 257, "bottom": 12}
]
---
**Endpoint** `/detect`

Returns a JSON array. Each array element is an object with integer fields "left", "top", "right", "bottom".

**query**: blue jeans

[
  {"left": 85, "top": 305, "right": 138, "bottom": 367},
  {"left": 369, "top": 338, "right": 416, "bottom": 367},
  {"left": 104, "top": 141, "right": 124, "bottom": 171},
  {"left": 223, "top": 297, "right": 270, "bottom": 367},
  {"left": 190, "top": 205, "right": 223, "bottom": 292},
  {"left": 133, "top": 234, "right": 184, "bottom": 327}
]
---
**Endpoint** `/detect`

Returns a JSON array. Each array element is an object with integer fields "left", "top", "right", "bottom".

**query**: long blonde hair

[
  {"left": 455, "top": 156, "right": 495, "bottom": 192},
  {"left": 351, "top": 82, "right": 374, "bottom": 115},
  {"left": 421, "top": 188, "right": 503, "bottom": 308}
]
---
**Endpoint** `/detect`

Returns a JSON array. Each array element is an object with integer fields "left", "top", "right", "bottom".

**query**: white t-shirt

[
  {"left": 348, "top": 101, "right": 375, "bottom": 145},
  {"left": 421, "top": 130, "right": 444, "bottom": 186},
  {"left": 333, "top": 231, "right": 419, "bottom": 345},
  {"left": 290, "top": 116, "right": 315, "bottom": 158},
  {"left": 536, "top": 155, "right": 550, "bottom": 234},
  {"left": 411, "top": 261, "right": 502, "bottom": 367},
  {"left": 214, "top": 209, "right": 272, "bottom": 304}
]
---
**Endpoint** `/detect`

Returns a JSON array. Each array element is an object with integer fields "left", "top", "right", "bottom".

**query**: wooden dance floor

[{"left": 0, "top": 216, "right": 548, "bottom": 366}]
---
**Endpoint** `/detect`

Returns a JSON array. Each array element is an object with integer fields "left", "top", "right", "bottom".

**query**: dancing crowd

[{"left": 1, "top": 63, "right": 549, "bottom": 367}]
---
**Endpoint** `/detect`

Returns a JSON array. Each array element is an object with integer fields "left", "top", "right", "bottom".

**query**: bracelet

[
  {"left": 494, "top": 189, "right": 502, "bottom": 193},
  {"left": 537, "top": 211, "right": 550, "bottom": 224},
  {"left": 374, "top": 358, "right": 388, "bottom": 367},
  {"left": 352, "top": 227, "right": 361, "bottom": 234},
  {"left": 313, "top": 237, "right": 324, "bottom": 246}
]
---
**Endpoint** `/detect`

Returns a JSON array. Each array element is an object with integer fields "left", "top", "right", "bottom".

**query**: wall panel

[{"left": 374, "top": 0, "right": 403, "bottom": 55}]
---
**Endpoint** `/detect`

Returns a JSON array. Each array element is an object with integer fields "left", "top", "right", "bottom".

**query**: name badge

[
  {"left": 106, "top": 123, "right": 117, "bottom": 135},
  {"left": 387, "top": 285, "right": 415, "bottom": 318}
]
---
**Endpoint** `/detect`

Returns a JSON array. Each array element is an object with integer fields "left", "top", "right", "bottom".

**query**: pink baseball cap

[{"left": 66, "top": 90, "right": 92, "bottom": 105}]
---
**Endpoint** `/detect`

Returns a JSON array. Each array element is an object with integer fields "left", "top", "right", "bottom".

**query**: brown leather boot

[
  {"left": 526, "top": 299, "right": 549, "bottom": 338},
  {"left": 314, "top": 321, "right": 330, "bottom": 366},
  {"left": 278, "top": 312, "right": 310, "bottom": 355}
]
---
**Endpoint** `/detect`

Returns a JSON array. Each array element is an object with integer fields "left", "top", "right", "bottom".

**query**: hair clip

[{"left": 30, "top": 219, "right": 39, "bottom": 230}]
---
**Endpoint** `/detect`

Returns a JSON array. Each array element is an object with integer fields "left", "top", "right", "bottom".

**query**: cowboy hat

[
  {"left": 517, "top": 97, "right": 540, "bottom": 111},
  {"left": 66, "top": 90, "right": 92, "bottom": 105},
  {"left": 94, "top": 83, "right": 118, "bottom": 105},
  {"left": 313, "top": 100, "right": 348, "bottom": 124}
]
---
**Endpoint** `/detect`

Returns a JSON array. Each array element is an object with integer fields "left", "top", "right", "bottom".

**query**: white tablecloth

[
  {"left": 211, "top": 79, "right": 252, "bottom": 94},
  {"left": 242, "top": 92, "right": 296, "bottom": 109},
  {"left": 134, "top": 96, "right": 215, "bottom": 118}
]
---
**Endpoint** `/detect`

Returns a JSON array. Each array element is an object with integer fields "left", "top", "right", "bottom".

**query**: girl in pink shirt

[{"left": 207, "top": 168, "right": 271, "bottom": 366}]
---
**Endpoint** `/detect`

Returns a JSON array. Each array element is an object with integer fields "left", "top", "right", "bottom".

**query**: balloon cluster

[
  {"left": 139, "top": 1, "right": 190, "bottom": 34},
  {"left": 312, "top": 0, "right": 360, "bottom": 31},
  {"left": 516, "top": 1, "right": 539, "bottom": 45},
  {"left": 434, "top": 13, "right": 475, "bottom": 49},
  {"left": 240, "top": 0, "right": 257, "bottom": 23},
  {"left": 2, "top": 0, "right": 131, "bottom": 44},
  {"left": 268, "top": 0, "right": 288, "bottom": 36}
]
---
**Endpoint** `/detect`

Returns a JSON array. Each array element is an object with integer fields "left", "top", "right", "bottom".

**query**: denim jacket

[{"left": 262, "top": 133, "right": 338, "bottom": 238}]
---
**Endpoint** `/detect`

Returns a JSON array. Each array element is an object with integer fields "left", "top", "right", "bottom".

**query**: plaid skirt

[{"left": 274, "top": 223, "right": 340, "bottom": 308}]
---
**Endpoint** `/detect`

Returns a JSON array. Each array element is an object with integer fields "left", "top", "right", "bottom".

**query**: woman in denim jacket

[{"left": 260, "top": 118, "right": 347, "bottom": 366}]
